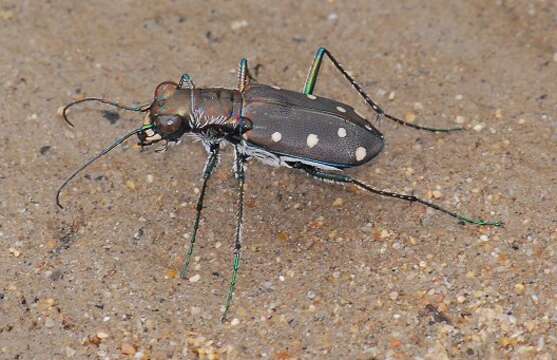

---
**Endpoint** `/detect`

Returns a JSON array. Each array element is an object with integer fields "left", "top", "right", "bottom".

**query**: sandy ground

[{"left": 1, "top": 0, "right": 556, "bottom": 359}]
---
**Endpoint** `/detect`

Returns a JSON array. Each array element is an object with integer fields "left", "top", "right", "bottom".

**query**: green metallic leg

[
  {"left": 303, "top": 47, "right": 327, "bottom": 95},
  {"left": 295, "top": 164, "right": 503, "bottom": 227},
  {"left": 178, "top": 73, "right": 195, "bottom": 89},
  {"left": 303, "top": 47, "right": 463, "bottom": 133},
  {"left": 180, "top": 145, "right": 220, "bottom": 279},
  {"left": 237, "top": 58, "right": 255, "bottom": 92},
  {"left": 222, "top": 146, "right": 247, "bottom": 322}
]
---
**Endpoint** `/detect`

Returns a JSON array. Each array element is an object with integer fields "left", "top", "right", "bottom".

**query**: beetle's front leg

[
  {"left": 222, "top": 146, "right": 248, "bottom": 322},
  {"left": 178, "top": 73, "right": 195, "bottom": 89},
  {"left": 294, "top": 163, "right": 502, "bottom": 227},
  {"left": 180, "top": 145, "right": 220, "bottom": 279}
]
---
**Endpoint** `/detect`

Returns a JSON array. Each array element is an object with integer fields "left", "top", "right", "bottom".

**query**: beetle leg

[
  {"left": 222, "top": 146, "right": 248, "bottom": 322},
  {"left": 237, "top": 58, "right": 256, "bottom": 92},
  {"left": 303, "top": 47, "right": 463, "bottom": 133},
  {"left": 295, "top": 164, "right": 503, "bottom": 227},
  {"left": 178, "top": 73, "right": 195, "bottom": 89},
  {"left": 180, "top": 145, "right": 220, "bottom": 279}
]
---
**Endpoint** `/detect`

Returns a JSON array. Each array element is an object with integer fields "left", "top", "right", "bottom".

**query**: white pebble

[
  {"left": 230, "top": 20, "right": 248, "bottom": 30},
  {"left": 455, "top": 115, "right": 466, "bottom": 124},
  {"left": 337, "top": 127, "right": 347, "bottom": 137},
  {"left": 327, "top": 13, "right": 338, "bottom": 21},
  {"left": 189, "top": 274, "right": 201, "bottom": 283}
]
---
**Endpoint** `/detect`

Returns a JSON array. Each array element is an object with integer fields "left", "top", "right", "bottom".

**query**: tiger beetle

[{"left": 56, "top": 47, "right": 503, "bottom": 322}]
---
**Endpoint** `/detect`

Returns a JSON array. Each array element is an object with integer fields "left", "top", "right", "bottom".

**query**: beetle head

[{"left": 138, "top": 81, "right": 193, "bottom": 146}]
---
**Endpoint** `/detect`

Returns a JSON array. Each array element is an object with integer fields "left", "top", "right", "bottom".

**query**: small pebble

[
  {"left": 495, "top": 109, "right": 503, "bottom": 119},
  {"left": 388, "top": 91, "right": 396, "bottom": 101},
  {"left": 189, "top": 274, "right": 201, "bottom": 283},
  {"left": 307, "top": 290, "right": 316, "bottom": 300},
  {"left": 332, "top": 197, "right": 344, "bottom": 207},
  {"left": 121, "top": 343, "right": 136, "bottom": 355},
  {"left": 146, "top": 174, "right": 154, "bottom": 183},
  {"left": 413, "top": 102, "right": 424, "bottom": 110},
  {"left": 230, "top": 20, "right": 248, "bottom": 30},
  {"left": 431, "top": 190, "right": 443, "bottom": 199},
  {"left": 455, "top": 115, "right": 466, "bottom": 124},
  {"left": 473, "top": 123, "right": 484, "bottom": 132},
  {"left": 8, "top": 247, "right": 21, "bottom": 257},
  {"left": 327, "top": 13, "right": 338, "bottom": 21},
  {"left": 277, "top": 231, "right": 289, "bottom": 242},
  {"left": 165, "top": 269, "right": 177, "bottom": 279},
  {"left": 518, "top": 118, "right": 526, "bottom": 124},
  {"left": 215, "top": 241, "right": 222, "bottom": 249},
  {"left": 515, "top": 283, "right": 525, "bottom": 294},
  {"left": 45, "top": 318, "right": 56, "bottom": 328},
  {"left": 479, "top": 234, "right": 489, "bottom": 242},
  {"left": 96, "top": 330, "right": 109, "bottom": 339},
  {"left": 230, "top": 318, "right": 240, "bottom": 326},
  {"left": 389, "top": 291, "right": 399, "bottom": 301},
  {"left": 126, "top": 180, "right": 136, "bottom": 191},
  {"left": 455, "top": 94, "right": 464, "bottom": 100},
  {"left": 404, "top": 112, "right": 416, "bottom": 123},
  {"left": 457, "top": 295, "right": 466, "bottom": 303}
]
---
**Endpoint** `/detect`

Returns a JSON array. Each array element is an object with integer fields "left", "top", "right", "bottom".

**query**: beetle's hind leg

[
  {"left": 294, "top": 163, "right": 502, "bottom": 227},
  {"left": 221, "top": 146, "right": 248, "bottom": 322},
  {"left": 303, "top": 47, "right": 463, "bottom": 133},
  {"left": 237, "top": 58, "right": 256, "bottom": 92}
]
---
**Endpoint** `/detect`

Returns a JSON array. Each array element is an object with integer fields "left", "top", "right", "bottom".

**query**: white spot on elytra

[
  {"left": 336, "top": 106, "right": 347, "bottom": 113},
  {"left": 271, "top": 131, "right": 282, "bottom": 142},
  {"left": 355, "top": 146, "right": 367, "bottom": 161},
  {"left": 306, "top": 94, "right": 317, "bottom": 100},
  {"left": 337, "top": 128, "right": 347, "bottom": 137},
  {"left": 306, "top": 134, "right": 319, "bottom": 148}
]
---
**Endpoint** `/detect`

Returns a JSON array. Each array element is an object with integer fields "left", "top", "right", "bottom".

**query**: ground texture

[{"left": 1, "top": 1, "right": 556, "bottom": 359}]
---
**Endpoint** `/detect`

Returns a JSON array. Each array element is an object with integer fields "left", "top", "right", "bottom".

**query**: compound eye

[
  {"left": 156, "top": 115, "right": 183, "bottom": 136},
  {"left": 154, "top": 81, "right": 178, "bottom": 100}
]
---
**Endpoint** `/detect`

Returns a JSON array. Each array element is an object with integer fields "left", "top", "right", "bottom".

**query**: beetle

[{"left": 56, "top": 47, "right": 502, "bottom": 321}]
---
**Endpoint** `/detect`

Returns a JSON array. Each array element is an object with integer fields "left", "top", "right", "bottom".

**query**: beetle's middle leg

[
  {"left": 237, "top": 58, "right": 256, "bottom": 92},
  {"left": 293, "top": 163, "right": 502, "bottom": 227},
  {"left": 222, "top": 146, "right": 248, "bottom": 322},
  {"left": 180, "top": 145, "right": 220, "bottom": 279},
  {"left": 303, "top": 47, "right": 463, "bottom": 133}
]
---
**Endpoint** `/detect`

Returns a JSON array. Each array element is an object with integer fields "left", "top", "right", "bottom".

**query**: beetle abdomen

[{"left": 241, "top": 84, "right": 384, "bottom": 169}]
